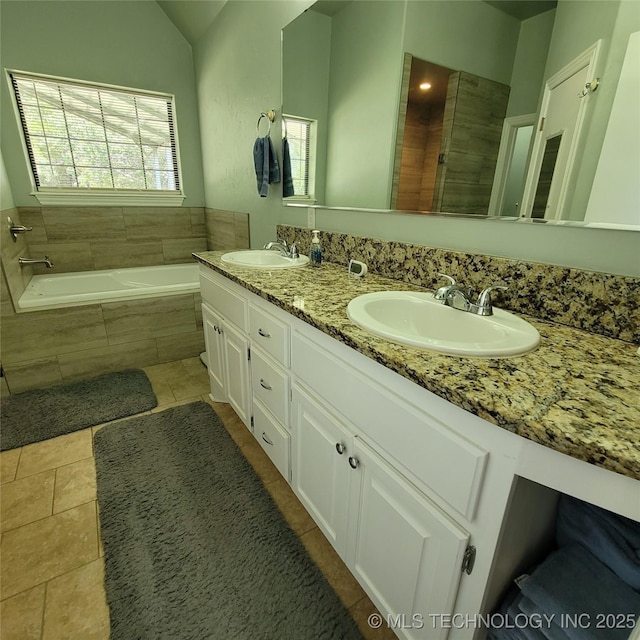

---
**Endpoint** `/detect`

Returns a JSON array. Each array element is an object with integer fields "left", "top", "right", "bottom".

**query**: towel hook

[{"left": 257, "top": 109, "right": 276, "bottom": 137}]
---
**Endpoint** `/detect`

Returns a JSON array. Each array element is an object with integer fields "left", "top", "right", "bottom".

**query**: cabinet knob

[
  {"left": 258, "top": 328, "right": 271, "bottom": 338},
  {"left": 348, "top": 456, "right": 359, "bottom": 469},
  {"left": 259, "top": 379, "right": 272, "bottom": 391},
  {"left": 335, "top": 442, "right": 346, "bottom": 455}
]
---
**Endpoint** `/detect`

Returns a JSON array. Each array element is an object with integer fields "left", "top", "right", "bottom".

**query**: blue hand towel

[
  {"left": 518, "top": 544, "right": 640, "bottom": 640},
  {"left": 556, "top": 494, "right": 640, "bottom": 590},
  {"left": 488, "top": 586, "right": 533, "bottom": 640},
  {"left": 507, "top": 594, "right": 548, "bottom": 640},
  {"left": 253, "top": 136, "right": 280, "bottom": 197},
  {"left": 282, "top": 137, "right": 295, "bottom": 198},
  {"left": 518, "top": 596, "right": 570, "bottom": 640}
]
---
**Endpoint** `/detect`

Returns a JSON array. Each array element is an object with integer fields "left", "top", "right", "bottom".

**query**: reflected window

[
  {"left": 283, "top": 115, "right": 313, "bottom": 198},
  {"left": 531, "top": 134, "right": 562, "bottom": 218}
]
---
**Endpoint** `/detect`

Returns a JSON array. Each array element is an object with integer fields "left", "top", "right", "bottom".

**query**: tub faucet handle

[{"left": 8, "top": 216, "right": 33, "bottom": 242}]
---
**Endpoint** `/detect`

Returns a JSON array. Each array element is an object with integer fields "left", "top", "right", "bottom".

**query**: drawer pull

[
  {"left": 335, "top": 442, "right": 346, "bottom": 455},
  {"left": 261, "top": 432, "right": 274, "bottom": 446},
  {"left": 348, "top": 456, "right": 359, "bottom": 470},
  {"left": 260, "top": 379, "right": 272, "bottom": 391},
  {"left": 258, "top": 328, "right": 271, "bottom": 338}
]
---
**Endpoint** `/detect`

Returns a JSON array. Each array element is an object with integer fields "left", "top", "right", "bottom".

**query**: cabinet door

[
  {"left": 222, "top": 320, "right": 251, "bottom": 429},
  {"left": 202, "top": 303, "right": 226, "bottom": 402},
  {"left": 291, "top": 385, "right": 351, "bottom": 556},
  {"left": 347, "top": 438, "right": 469, "bottom": 640}
]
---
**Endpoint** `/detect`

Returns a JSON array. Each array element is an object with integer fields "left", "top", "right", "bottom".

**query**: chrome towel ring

[{"left": 257, "top": 109, "right": 276, "bottom": 136}]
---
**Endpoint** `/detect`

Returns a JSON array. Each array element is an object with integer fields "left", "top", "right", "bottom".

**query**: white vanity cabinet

[
  {"left": 198, "top": 264, "right": 640, "bottom": 640},
  {"left": 201, "top": 303, "right": 226, "bottom": 401},
  {"left": 200, "top": 268, "right": 251, "bottom": 427},
  {"left": 199, "top": 266, "right": 292, "bottom": 477},
  {"left": 292, "top": 383, "right": 469, "bottom": 640},
  {"left": 248, "top": 303, "right": 291, "bottom": 479}
]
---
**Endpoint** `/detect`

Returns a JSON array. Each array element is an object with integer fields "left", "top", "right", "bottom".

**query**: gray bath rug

[
  {"left": 94, "top": 401, "right": 363, "bottom": 640},
  {"left": 0, "top": 369, "right": 157, "bottom": 451}
]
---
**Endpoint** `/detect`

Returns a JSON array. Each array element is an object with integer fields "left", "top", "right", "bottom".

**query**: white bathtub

[{"left": 18, "top": 263, "right": 200, "bottom": 309}]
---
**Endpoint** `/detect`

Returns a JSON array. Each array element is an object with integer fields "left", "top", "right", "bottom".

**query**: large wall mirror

[{"left": 281, "top": 0, "right": 640, "bottom": 230}]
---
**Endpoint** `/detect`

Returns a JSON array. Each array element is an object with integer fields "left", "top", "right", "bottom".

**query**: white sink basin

[
  {"left": 347, "top": 291, "right": 540, "bottom": 357},
  {"left": 221, "top": 250, "right": 309, "bottom": 269}
]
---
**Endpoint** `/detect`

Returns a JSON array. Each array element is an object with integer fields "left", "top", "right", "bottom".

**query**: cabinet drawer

[
  {"left": 253, "top": 399, "right": 290, "bottom": 480},
  {"left": 249, "top": 304, "right": 290, "bottom": 366},
  {"left": 292, "top": 330, "right": 487, "bottom": 521},
  {"left": 199, "top": 268, "right": 247, "bottom": 331},
  {"left": 251, "top": 348, "right": 289, "bottom": 426}
]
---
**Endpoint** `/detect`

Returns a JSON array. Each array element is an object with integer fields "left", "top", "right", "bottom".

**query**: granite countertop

[{"left": 194, "top": 251, "right": 640, "bottom": 481}]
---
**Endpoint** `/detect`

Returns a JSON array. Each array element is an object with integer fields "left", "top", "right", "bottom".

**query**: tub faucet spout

[{"left": 19, "top": 256, "right": 54, "bottom": 268}]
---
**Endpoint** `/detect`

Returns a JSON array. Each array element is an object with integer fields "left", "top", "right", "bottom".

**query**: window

[
  {"left": 283, "top": 115, "right": 313, "bottom": 198},
  {"left": 9, "top": 71, "right": 183, "bottom": 205}
]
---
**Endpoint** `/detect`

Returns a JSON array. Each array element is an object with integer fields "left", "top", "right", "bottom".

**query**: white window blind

[
  {"left": 283, "top": 115, "right": 312, "bottom": 197},
  {"left": 10, "top": 72, "right": 181, "bottom": 197}
]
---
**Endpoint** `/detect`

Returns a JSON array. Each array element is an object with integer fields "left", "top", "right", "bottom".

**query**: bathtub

[{"left": 18, "top": 263, "right": 200, "bottom": 310}]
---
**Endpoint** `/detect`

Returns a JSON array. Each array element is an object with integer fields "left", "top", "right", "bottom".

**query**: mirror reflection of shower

[{"left": 392, "top": 54, "right": 510, "bottom": 215}]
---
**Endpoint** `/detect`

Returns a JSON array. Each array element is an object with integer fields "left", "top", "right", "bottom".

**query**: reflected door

[{"left": 521, "top": 42, "right": 601, "bottom": 220}]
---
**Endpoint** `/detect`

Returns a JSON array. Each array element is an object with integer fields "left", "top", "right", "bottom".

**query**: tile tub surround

[
  {"left": 193, "top": 251, "right": 640, "bottom": 480},
  {"left": 205, "top": 208, "right": 250, "bottom": 251},
  {"left": 16, "top": 206, "right": 208, "bottom": 275},
  {"left": 277, "top": 225, "right": 640, "bottom": 344},
  {"left": 0, "top": 291, "right": 204, "bottom": 394}
]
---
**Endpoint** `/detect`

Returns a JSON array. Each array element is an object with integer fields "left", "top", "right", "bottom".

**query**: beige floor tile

[
  {"left": 53, "top": 458, "right": 97, "bottom": 514},
  {"left": 42, "top": 558, "right": 109, "bottom": 640},
  {"left": 143, "top": 360, "right": 187, "bottom": 382},
  {"left": 300, "top": 527, "right": 367, "bottom": 609},
  {"left": 148, "top": 377, "right": 175, "bottom": 406},
  {"left": 240, "top": 441, "right": 282, "bottom": 485},
  {"left": 349, "top": 595, "right": 398, "bottom": 640},
  {"left": 16, "top": 429, "right": 93, "bottom": 480},
  {"left": 150, "top": 396, "right": 203, "bottom": 412},
  {"left": 1, "top": 469, "right": 55, "bottom": 532},
  {"left": 0, "top": 584, "right": 45, "bottom": 640},
  {"left": 0, "top": 449, "right": 21, "bottom": 484},
  {"left": 218, "top": 408, "right": 255, "bottom": 448},
  {"left": 1, "top": 501, "right": 99, "bottom": 599},
  {"left": 167, "top": 371, "right": 210, "bottom": 400},
  {"left": 182, "top": 356, "right": 205, "bottom": 377},
  {"left": 264, "top": 477, "right": 316, "bottom": 537}
]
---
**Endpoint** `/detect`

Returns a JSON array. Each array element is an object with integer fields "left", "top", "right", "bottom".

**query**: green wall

[
  {"left": 507, "top": 9, "right": 556, "bottom": 117},
  {"left": 0, "top": 0, "right": 205, "bottom": 206},
  {"left": 193, "top": 0, "right": 312, "bottom": 249},
  {"left": 323, "top": 1, "right": 405, "bottom": 208},
  {"left": 0, "top": 150, "right": 15, "bottom": 211},
  {"left": 403, "top": 0, "right": 519, "bottom": 85},
  {"left": 282, "top": 9, "right": 332, "bottom": 204}
]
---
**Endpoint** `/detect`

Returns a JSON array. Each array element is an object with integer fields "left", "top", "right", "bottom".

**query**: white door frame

[
  {"left": 520, "top": 40, "right": 602, "bottom": 220},
  {"left": 488, "top": 113, "right": 536, "bottom": 217}
]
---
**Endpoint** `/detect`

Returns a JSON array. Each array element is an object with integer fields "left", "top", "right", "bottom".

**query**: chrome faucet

[
  {"left": 434, "top": 273, "right": 507, "bottom": 316},
  {"left": 18, "top": 256, "right": 54, "bottom": 268},
  {"left": 263, "top": 240, "right": 299, "bottom": 259},
  {"left": 7, "top": 216, "right": 33, "bottom": 242}
]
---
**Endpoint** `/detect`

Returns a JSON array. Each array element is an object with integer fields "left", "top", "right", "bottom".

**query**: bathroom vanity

[{"left": 194, "top": 251, "right": 640, "bottom": 640}]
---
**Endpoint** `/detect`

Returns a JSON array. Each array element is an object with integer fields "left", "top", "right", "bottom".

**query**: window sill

[{"left": 32, "top": 190, "right": 185, "bottom": 207}]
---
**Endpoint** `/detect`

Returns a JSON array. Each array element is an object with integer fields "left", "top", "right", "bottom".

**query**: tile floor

[{"left": 0, "top": 357, "right": 395, "bottom": 640}]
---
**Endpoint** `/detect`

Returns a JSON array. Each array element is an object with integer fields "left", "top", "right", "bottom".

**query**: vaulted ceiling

[{"left": 156, "top": 0, "right": 558, "bottom": 47}]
